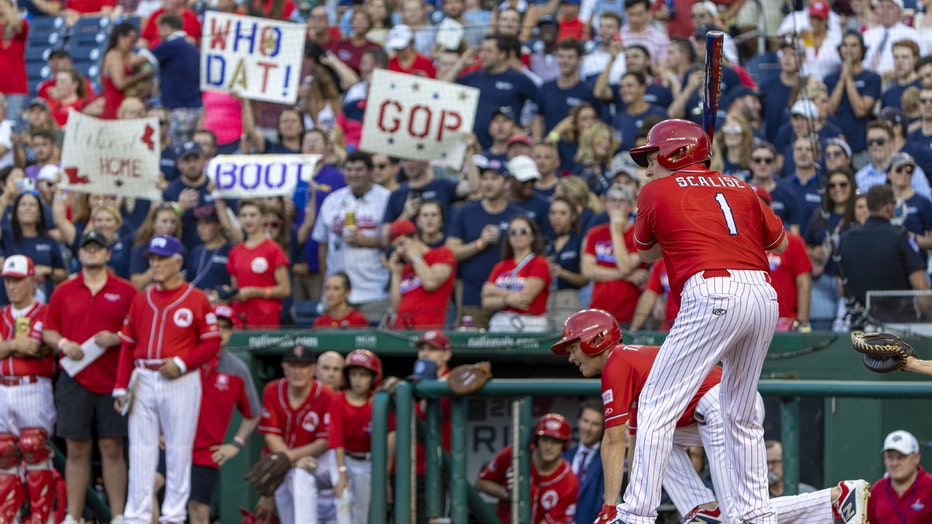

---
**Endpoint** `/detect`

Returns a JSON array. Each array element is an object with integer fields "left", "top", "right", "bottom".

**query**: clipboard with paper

[{"left": 58, "top": 338, "right": 108, "bottom": 377}]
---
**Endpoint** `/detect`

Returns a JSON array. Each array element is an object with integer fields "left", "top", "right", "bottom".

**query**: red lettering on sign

[
  {"left": 437, "top": 110, "right": 462, "bottom": 141},
  {"left": 378, "top": 100, "right": 402, "bottom": 133},
  {"left": 256, "top": 61, "right": 277, "bottom": 92},
  {"left": 209, "top": 18, "right": 230, "bottom": 50},
  {"left": 98, "top": 158, "right": 142, "bottom": 178},
  {"left": 408, "top": 105, "right": 431, "bottom": 139}
]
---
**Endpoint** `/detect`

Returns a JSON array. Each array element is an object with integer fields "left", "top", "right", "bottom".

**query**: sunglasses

[
  {"left": 825, "top": 150, "right": 845, "bottom": 158},
  {"left": 921, "top": 98, "right": 932, "bottom": 104},
  {"left": 265, "top": 220, "right": 282, "bottom": 228},
  {"left": 751, "top": 156, "right": 774, "bottom": 164},
  {"left": 828, "top": 181, "right": 849, "bottom": 189},
  {"left": 374, "top": 163, "right": 389, "bottom": 169},
  {"left": 867, "top": 138, "right": 887, "bottom": 146},
  {"left": 159, "top": 120, "right": 169, "bottom": 126},
  {"left": 895, "top": 166, "right": 914, "bottom": 174},
  {"left": 508, "top": 227, "right": 531, "bottom": 236},
  {"left": 722, "top": 126, "right": 742, "bottom": 134}
]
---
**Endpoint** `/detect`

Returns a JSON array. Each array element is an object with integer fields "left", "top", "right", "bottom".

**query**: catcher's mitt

[
  {"left": 851, "top": 331, "right": 917, "bottom": 374},
  {"left": 245, "top": 452, "right": 292, "bottom": 497},
  {"left": 447, "top": 361, "right": 492, "bottom": 395}
]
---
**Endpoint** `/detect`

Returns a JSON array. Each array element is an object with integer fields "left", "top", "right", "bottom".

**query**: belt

[
  {"left": 135, "top": 360, "right": 163, "bottom": 371},
  {"left": 702, "top": 269, "right": 731, "bottom": 279},
  {"left": 346, "top": 452, "right": 371, "bottom": 461},
  {"left": 0, "top": 375, "right": 39, "bottom": 386}
]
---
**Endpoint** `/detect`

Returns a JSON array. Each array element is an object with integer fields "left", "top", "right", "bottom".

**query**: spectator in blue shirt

[
  {"left": 748, "top": 142, "right": 801, "bottom": 233},
  {"left": 881, "top": 40, "right": 922, "bottom": 110},
  {"left": 162, "top": 141, "right": 216, "bottom": 249},
  {"left": 1, "top": 191, "right": 65, "bottom": 304},
  {"left": 785, "top": 136, "right": 824, "bottom": 236},
  {"left": 856, "top": 120, "right": 931, "bottom": 199},
  {"left": 825, "top": 30, "right": 882, "bottom": 160},
  {"left": 533, "top": 38, "right": 599, "bottom": 142},
  {"left": 152, "top": 14, "right": 202, "bottom": 144},
  {"left": 907, "top": 86, "right": 932, "bottom": 175}
]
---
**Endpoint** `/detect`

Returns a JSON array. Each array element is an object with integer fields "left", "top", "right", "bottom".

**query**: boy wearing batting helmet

[
  {"left": 553, "top": 308, "right": 870, "bottom": 524},
  {"left": 477, "top": 412, "right": 579, "bottom": 524}
]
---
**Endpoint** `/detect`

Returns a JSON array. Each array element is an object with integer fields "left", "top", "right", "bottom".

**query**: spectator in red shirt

[
  {"left": 226, "top": 199, "right": 291, "bottom": 328},
  {"left": 306, "top": 5, "right": 341, "bottom": 46},
  {"left": 324, "top": 7, "right": 381, "bottom": 74},
  {"left": 482, "top": 214, "right": 552, "bottom": 332},
  {"left": 0, "top": 0, "right": 29, "bottom": 122},
  {"left": 100, "top": 22, "right": 155, "bottom": 120},
  {"left": 556, "top": 0, "right": 587, "bottom": 42},
  {"left": 386, "top": 25, "right": 436, "bottom": 78},
  {"left": 868, "top": 429, "right": 932, "bottom": 524},
  {"left": 313, "top": 272, "right": 370, "bottom": 329},
  {"left": 140, "top": 0, "right": 202, "bottom": 49},
  {"left": 37, "top": 49, "right": 95, "bottom": 104},
  {"left": 48, "top": 68, "right": 88, "bottom": 127},
  {"left": 388, "top": 219, "right": 456, "bottom": 330}
]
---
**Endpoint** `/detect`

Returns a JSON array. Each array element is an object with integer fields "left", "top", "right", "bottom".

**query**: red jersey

[
  {"left": 44, "top": 271, "right": 136, "bottom": 394},
  {"left": 258, "top": 378, "right": 333, "bottom": 449},
  {"left": 478, "top": 445, "right": 578, "bottom": 524},
  {"left": 227, "top": 238, "right": 290, "bottom": 328},
  {"left": 38, "top": 76, "right": 95, "bottom": 102},
  {"left": 0, "top": 20, "right": 28, "bottom": 95},
  {"left": 868, "top": 467, "right": 932, "bottom": 524},
  {"left": 115, "top": 283, "right": 220, "bottom": 389},
  {"left": 601, "top": 344, "right": 722, "bottom": 432},
  {"left": 327, "top": 393, "right": 374, "bottom": 454},
  {"left": 634, "top": 166, "right": 786, "bottom": 300},
  {"left": 324, "top": 39, "right": 381, "bottom": 73},
  {"left": 0, "top": 302, "right": 51, "bottom": 377},
  {"left": 486, "top": 254, "right": 551, "bottom": 316},
  {"left": 585, "top": 224, "right": 646, "bottom": 323},
  {"left": 389, "top": 54, "right": 437, "bottom": 78},
  {"left": 313, "top": 308, "right": 370, "bottom": 329},
  {"left": 251, "top": 0, "right": 295, "bottom": 18},
  {"left": 64, "top": 0, "right": 116, "bottom": 13},
  {"left": 644, "top": 259, "right": 678, "bottom": 330},
  {"left": 557, "top": 18, "right": 586, "bottom": 42},
  {"left": 393, "top": 246, "right": 456, "bottom": 330},
  {"left": 141, "top": 8, "right": 201, "bottom": 48},
  {"left": 193, "top": 351, "right": 260, "bottom": 468},
  {"left": 767, "top": 232, "right": 811, "bottom": 319}
]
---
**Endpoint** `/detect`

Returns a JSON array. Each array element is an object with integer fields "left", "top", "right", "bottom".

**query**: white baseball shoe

[
  {"left": 682, "top": 505, "right": 723, "bottom": 524},
  {"left": 833, "top": 479, "right": 870, "bottom": 524},
  {"left": 60, "top": 515, "right": 81, "bottom": 524}
]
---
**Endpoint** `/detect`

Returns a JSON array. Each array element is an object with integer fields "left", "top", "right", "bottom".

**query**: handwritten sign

[
  {"left": 206, "top": 154, "right": 322, "bottom": 198},
  {"left": 359, "top": 69, "right": 479, "bottom": 170},
  {"left": 60, "top": 112, "right": 161, "bottom": 200},
  {"left": 200, "top": 11, "right": 306, "bottom": 104}
]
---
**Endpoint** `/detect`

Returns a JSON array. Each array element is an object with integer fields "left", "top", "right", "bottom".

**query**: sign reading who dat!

[{"left": 200, "top": 12, "right": 306, "bottom": 104}]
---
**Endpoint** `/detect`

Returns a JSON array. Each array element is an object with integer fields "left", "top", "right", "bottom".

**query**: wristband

[
  {"left": 338, "top": 465, "right": 348, "bottom": 473},
  {"left": 57, "top": 338, "right": 70, "bottom": 351},
  {"left": 547, "top": 131, "right": 560, "bottom": 142},
  {"left": 476, "top": 239, "right": 485, "bottom": 250},
  {"left": 232, "top": 437, "right": 245, "bottom": 449},
  {"left": 411, "top": 255, "right": 424, "bottom": 264},
  {"left": 265, "top": 287, "right": 272, "bottom": 299}
]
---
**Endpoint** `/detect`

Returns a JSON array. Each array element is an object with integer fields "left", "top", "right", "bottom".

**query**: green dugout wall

[{"left": 210, "top": 330, "right": 932, "bottom": 524}]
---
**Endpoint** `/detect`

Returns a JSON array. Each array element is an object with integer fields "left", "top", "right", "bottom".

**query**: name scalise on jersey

[{"left": 673, "top": 175, "right": 746, "bottom": 188}]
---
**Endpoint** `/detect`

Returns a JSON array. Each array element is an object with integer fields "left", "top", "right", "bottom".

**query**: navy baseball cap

[
  {"left": 491, "top": 106, "right": 517, "bottom": 122},
  {"left": 536, "top": 15, "right": 557, "bottom": 26},
  {"left": 283, "top": 344, "right": 315, "bottom": 364},
  {"left": 472, "top": 155, "right": 509, "bottom": 177},
  {"left": 177, "top": 141, "right": 203, "bottom": 158},
  {"left": 144, "top": 235, "right": 183, "bottom": 257},
  {"left": 193, "top": 205, "right": 219, "bottom": 222},
  {"left": 80, "top": 231, "right": 109, "bottom": 249},
  {"left": 406, "top": 358, "right": 438, "bottom": 382}
]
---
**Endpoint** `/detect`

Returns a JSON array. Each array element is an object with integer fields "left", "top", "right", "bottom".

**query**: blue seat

[
  {"left": 291, "top": 300, "right": 321, "bottom": 327},
  {"left": 27, "top": 15, "right": 67, "bottom": 34}
]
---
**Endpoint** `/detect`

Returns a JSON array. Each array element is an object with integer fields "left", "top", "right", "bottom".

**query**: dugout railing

[{"left": 372, "top": 379, "right": 932, "bottom": 524}]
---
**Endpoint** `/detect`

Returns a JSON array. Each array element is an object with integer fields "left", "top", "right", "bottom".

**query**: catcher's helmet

[
  {"left": 344, "top": 349, "right": 383, "bottom": 389},
  {"left": 629, "top": 119, "right": 712, "bottom": 170},
  {"left": 535, "top": 413, "right": 572, "bottom": 450},
  {"left": 550, "top": 309, "right": 621, "bottom": 356}
]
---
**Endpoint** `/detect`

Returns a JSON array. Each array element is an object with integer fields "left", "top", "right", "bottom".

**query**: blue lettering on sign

[
  {"left": 216, "top": 162, "right": 237, "bottom": 189},
  {"left": 265, "top": 162, "right": 287, "bottom": 189},
  {"left": 205, "top": 55, "right": 225, "bottom": 86},
  {"left": 240, "top": 163, "right": 262, "bottom": 190},
  {"left": 233, "top": 20, "right": 257, "bottom": 53}
]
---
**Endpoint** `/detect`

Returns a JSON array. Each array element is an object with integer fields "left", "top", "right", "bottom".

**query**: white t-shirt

[{"left": 0, "top": 120, "right": 13, "bottom": 171}]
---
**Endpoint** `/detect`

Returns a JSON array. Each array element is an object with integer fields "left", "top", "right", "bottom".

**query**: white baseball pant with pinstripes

[{"left": 617, "top": 270, "right": 778, "bottom": 524}]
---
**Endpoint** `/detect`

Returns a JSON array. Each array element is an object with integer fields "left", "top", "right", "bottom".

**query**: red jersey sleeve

[
  {"left": 645, "top": 260, "right": 665, "bottom": 294},
  {"left": 760, "top": 198, "right": 788, "bottom": 251},
  {"left": 633, "top": 182, "right": 658, "bottom": 250},
  {"left": 258, "top": 380, "right": 284, "bottom": 436},
  {"left": 478, "top": 446, "right": 512, "bottom": 484},
  {"left": 600, "top": 349, "right": 637, "bottom": 429},
  {"left": 327, "top": 394, "right": 347, "bottom": 449}
]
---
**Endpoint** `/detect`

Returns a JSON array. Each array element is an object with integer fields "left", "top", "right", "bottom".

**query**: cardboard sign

[
  {"left": 206, "top": 154, "right": 322, "bottom": 198},
  {"left": 359, "top": 69, "right": 479, "bottom": 170},
  {"left": 200, "top": 11, "right": 306, "bottom": 104},
  {"left": 59, "top": 112, "right": 161, "bottom": 200}
]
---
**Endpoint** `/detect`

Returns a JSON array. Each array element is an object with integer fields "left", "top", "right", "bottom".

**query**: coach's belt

[
  {"left": 702, "top": 269, "right": 731, "bottom": 279},
  {"left": 346, "top": 452, "right": 371, "bottom": 461},
  {"left": 0, "top": 375, "right": 39, "bottom": 386},
  {"left": 135, "top": 360, "right": 164, "bottom": 371}
]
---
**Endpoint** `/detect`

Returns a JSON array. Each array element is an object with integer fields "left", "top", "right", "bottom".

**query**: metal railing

[{"left": 370, "top": 379, "right": 932, "bottom": 524}]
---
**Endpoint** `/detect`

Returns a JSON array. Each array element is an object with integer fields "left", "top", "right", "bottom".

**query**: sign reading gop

[
  {"left": 60, "top": 112, "right": 161, "bottom": 200},
  {"left": 200, "top": 12, "right": 306, "bottom": 104},
  {"left": 359, "top": 69, "right": 479, "bottom": 170},
  {"left": 206, "top": 154, "right": 322, "bottom": 199}
]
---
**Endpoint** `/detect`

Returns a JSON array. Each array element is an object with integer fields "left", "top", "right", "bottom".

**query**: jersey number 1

[{"left": 715, "top": 193, "right": 738, "bottom": 236}]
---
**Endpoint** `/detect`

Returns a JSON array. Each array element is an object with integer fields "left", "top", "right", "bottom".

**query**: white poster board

[
  {"left": 200, "top": 11, "right": 306, "bottom": 104},
  {"left": 206, "top": 154, "right": 322, "bottom": 198},
  {"left": 59, "top": 112, "right": 162, "bottom": 200},
  {"left": 359, "top": 69, "right": 479, "bottom": 170}
]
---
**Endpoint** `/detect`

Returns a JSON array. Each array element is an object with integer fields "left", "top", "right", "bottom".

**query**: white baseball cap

[
  {"left": 883, "top": 430, "right": 919, "bottom": 455},
  {"left": 507, "top": 155, "right": 540, "bottom": 183},
  {"left": 790, "top": 100, "right": 819, "bottom": 120},
  {"left": 2, "top": 255, "right": 35, "bottom": 278},
  {"left": 385, "top": 24, "right": 414, "bottom": 51}
]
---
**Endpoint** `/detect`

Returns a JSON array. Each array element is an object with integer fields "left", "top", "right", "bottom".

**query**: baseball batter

[
  {"left": 112, "top": 235, "right": 221, "bottom": 524},
  {"left": 257, "top": 345, "right": 336, "bottom": 524},
  {"left": 477, "top": 413, "right": 579, "bottom": 524},
  {"left": 0, "top": 256, "right": 55, "bottom": 524},
  {"left": 328, "top": 349, "right": 385, "bottom": 524},
  {"left": 620, "top": 119, "right": 787, "bottom": 524},
  {"left": 552, "top": 309, "right": 871, "bottom": 524}
]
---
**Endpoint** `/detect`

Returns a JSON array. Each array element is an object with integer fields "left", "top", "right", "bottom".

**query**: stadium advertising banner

[
  {"left": 206, "top": 154, "right": 322, "bottom": 198},
  {"left": 200, "top": 11, "right": 306, "bottom": 104},
  {"left": 60, "top": 112, "right": 162, "bottom": 200},
  {"left": 360, "top": 69, "right": 479, "bottom": 170}
]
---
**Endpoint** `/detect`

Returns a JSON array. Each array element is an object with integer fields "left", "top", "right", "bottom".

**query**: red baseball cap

[
  {"left": 753, "top": 185, "right": 773, "bottom": 206},
  {"left": 417, "top": 330, "right": 451, "bottom": 350},
  {"left": 389, "top": 219, "right": 418, "bottom": 243},
  {"left": 507, "top": 134, "right": 532, "bottom": 148},
  {"left": 214, "top": 304, "right": 241, "bottom": 329},
  {"left": 808, "top": 0, "right": 829, "bottom": 18}
]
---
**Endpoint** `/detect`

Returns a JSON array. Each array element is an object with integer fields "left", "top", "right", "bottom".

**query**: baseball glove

[
  {"left": 245, "top": 452, "right": 292, "bottom": 497},
  {"left": 851, "top": 331, "right": 917, "bottom": 374},
  {"left": 447, "top": 361, "right": 492, "bottom": 395},
  {"left": 375, "top": 375, "right": 404, "bottom": 395}
]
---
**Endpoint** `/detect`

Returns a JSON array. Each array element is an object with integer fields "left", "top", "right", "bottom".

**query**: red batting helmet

[
  {"left": 551, "top": 309, "right": 621, "bottom": 356},
  {"left": 629, "top": 119, "right": 712, "bottom": 170},
  {"left": 535, "top": 413, "right": 572, "bottom": 450},
  {"left": 344, "top": 349, "right": 383, "bottom": 389}
]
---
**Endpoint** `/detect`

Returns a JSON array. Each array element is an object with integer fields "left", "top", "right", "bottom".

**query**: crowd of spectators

[{"left": 2, "top": 0, "right": 932, "bottom": 333}]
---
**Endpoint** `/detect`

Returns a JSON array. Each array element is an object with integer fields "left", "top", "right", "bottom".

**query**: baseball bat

[{"left": 703, "top": 31, "right": 726, "bottom": 138}]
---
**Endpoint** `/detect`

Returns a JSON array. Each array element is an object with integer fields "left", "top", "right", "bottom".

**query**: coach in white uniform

[{"left": 312, "top": 151, "right": 391, "bottom": 324}]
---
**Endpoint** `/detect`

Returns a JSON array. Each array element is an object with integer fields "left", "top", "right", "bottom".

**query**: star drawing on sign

[
  {"left": 388, "top": 137, "right": 395, "bottom": 145},
  {"left": 390, "top": 83, "right": 396, "bottom": 89},
  {"left": 458, "top": 91, "right": 468, "bottom": 101},
  {"left": 441, "top": 152, "right": 448, "bottom": 158},
  {"left": 114, "top": 179, "right": 124, "bottom": 187},
  {"left": 412, "top": 82, "right": 420, "bottom": 92},
  {"left": 432, "top": 92, "right": 439, "bottom": 99},
  {"left": 416, "top": 143, "right": 425, "bottom": 150}
]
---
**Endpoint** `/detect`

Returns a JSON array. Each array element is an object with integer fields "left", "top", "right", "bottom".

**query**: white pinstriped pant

[
  {"left": 275, "top": 449, "right": 337, "bottom": 524},
  {"left": 662, "top": 385, "right": 834, "bottom": 524},
  {"left": 618, "top": 270, "right": 778, "bottom": 524},
  {"left": 125, "top": 369, "right": 201, "bottom": 524},
  {"left": 0, "top": 378, "right": 55, "bottom": 435}
]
